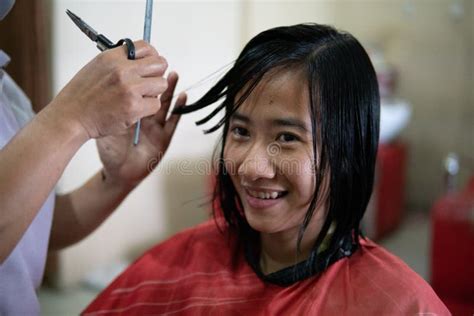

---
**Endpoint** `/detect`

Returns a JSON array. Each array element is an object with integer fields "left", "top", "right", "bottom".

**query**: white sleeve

[{"left": 2, "top": 71, "right": 35, "bottom": 128}]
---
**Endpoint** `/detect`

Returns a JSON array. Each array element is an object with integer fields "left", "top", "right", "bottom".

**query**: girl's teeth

[{"left": 249, "top": 190, "right": 283, "bottom": 199}]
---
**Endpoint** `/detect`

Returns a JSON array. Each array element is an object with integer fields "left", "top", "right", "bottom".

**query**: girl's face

[{"left": 224, "top": 69, "right": 320, "bottom": 236}]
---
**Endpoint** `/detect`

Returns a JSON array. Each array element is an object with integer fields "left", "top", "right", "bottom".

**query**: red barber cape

[{"left": 83, "top": 221, "right": 449, "bottom": 315}]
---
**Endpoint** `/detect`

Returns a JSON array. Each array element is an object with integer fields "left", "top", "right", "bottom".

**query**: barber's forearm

[
  {"left": 49, "top": 170, "right": 134, "bottom": 250},
  {"left": 0, "top": 104, "right": 88, "bottom": 263}
]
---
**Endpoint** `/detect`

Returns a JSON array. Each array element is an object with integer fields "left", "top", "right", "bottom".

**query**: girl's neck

[{"left": 259, "top": 210, "right": 327, "bottom": 275}]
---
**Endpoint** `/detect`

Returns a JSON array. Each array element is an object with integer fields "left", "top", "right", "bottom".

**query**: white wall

[{"left": 240, "top": 0, "right": 337, "bottom": 43}]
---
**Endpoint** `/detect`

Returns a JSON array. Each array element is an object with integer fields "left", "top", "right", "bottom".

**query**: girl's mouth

[{"left": 244, "top": 188, "right": 288, "bottom": 209}]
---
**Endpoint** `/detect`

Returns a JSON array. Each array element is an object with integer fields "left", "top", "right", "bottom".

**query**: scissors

[
  {"left": 67, "top": 7, "right": 156, "bottom": 145},
  {"left": 66, "top": 10, "right": 135, "bottom": 59},
  {"left": 66, "top": 9, "right": 144, "bottom": 144}
]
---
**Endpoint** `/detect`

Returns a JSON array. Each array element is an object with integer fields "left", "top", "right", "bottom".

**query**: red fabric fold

[{"left": 83, "top": 221, "right": 449, "bottom": 315}]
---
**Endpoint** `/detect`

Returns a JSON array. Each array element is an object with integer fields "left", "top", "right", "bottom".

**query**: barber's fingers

[
  {"left": 155, "top": 72, "right": 179, "bottom": 123},
  {"left": 133, "top": 55, "right": 168, "bottom": 77},
  {"left": 136, "top": 89, "right": 185, "bottom": 122},
  {"left": 133, "top": 92, "right": 186, "bottom": 124},
  {"left": 134, "top": 76, "right": 168, "bottom": 97},
  {"left": 164, "top": 92, "right": 187, "bottom": 136},
  {"left": 109, "top": 40, "right": 160, "bottom": 63},
  {"left": 125, "top": 40, "right": 159, "bottom": 59},
  {"left": 139, "top": 97, "right": 162, "bottom": 118},
  {"left": 110, "top": 40, "right": 166, "bottom": 77},
  {"left": 132, "top": 76, "right": 168, "bottom": 118}
]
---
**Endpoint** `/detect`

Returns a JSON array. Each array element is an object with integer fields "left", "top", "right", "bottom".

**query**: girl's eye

[
  {"left": 231, "top": 126, "right": 250, "bottom": 138},
  {"left": 277, "top": 133, "right": 300, "bottom": 143}
]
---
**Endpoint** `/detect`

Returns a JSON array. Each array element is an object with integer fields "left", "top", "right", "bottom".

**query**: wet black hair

[{"left": 174, "top": 23, "right": 380, "bottom": 283}]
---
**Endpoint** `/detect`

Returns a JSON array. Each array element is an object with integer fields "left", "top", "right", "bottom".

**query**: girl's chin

[
  {"left": 244, "top": 212, "right": 286, "bottom": 234},
  {"left": 246, "top": 221, "right": 276, "bottom": 234},
  {"left": 243, "top": 205, "right": 310, "bottom": 236}
]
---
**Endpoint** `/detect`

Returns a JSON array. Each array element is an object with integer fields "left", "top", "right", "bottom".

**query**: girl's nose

[{"left": 237, "top": 143, "right": 276, "bottom": 181}]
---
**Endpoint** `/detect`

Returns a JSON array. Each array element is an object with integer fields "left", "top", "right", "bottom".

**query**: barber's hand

[
  {"left": 49, "top": 40, "right": 168, "bottom": 139},
  {"left": 96, "top": 72, "right": 186, "bottom": 187}
]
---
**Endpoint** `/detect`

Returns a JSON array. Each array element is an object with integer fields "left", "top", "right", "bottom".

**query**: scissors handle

[
  {"left": 113, "top": 38, "right": 136, "bottom": 60},
  {"left": 96, "top": 36, "right": 136, "bottom": 60}
]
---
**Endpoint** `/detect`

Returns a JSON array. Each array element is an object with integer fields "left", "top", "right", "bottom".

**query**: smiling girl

[{"left": 83, "top": 24, "right": 449, "bottom": 315}]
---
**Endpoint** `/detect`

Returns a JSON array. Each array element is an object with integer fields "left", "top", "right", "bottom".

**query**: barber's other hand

[
  {"left": 49, "top": 40, "right": 168, "bottom": 139},
  {"left": 96, "top": 72, "right": 186, "bottom": 188}
]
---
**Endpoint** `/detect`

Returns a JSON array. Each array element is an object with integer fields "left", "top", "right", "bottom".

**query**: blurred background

[{"left": 0, "top": 0, "right": 472, "bottom": 314}]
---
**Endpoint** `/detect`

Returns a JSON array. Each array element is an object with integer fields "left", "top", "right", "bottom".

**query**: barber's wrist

[
  {"left": 41, "top": 100, "right": 91, "bottom": 145},
  {"left": 100, "top": 169, "right": 137, "bottom": 194}
]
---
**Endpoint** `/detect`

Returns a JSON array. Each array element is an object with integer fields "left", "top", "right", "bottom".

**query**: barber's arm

[
  {"left": 0, "top": 41, "right": 168, "bottom": 263},
  {"left": 49, "top": 73, "right": 185, "bottom": 250}
]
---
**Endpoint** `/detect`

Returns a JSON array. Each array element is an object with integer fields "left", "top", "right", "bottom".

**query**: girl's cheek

[
  {"left": 275, "top": 149, "right": 313, "bottom": 178},
  {"left": 223, "top": 142, "right": 243, "bottom": 175}
]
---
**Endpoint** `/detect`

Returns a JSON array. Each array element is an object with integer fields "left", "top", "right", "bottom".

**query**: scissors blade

[{"left": 66, "top": 9, "right": 99, "bottom": 43}]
